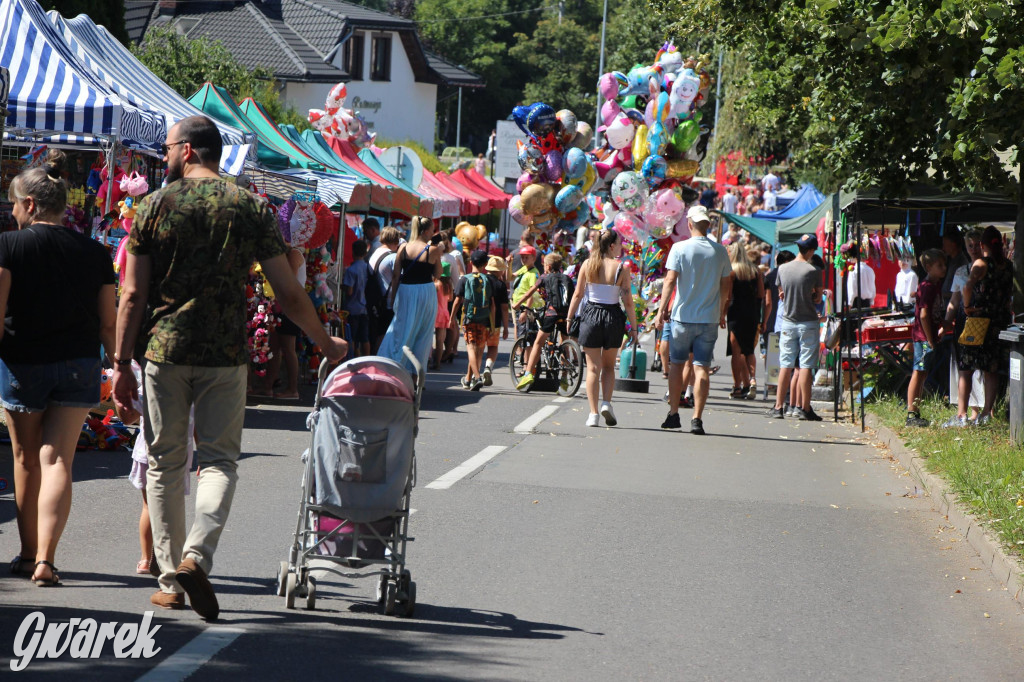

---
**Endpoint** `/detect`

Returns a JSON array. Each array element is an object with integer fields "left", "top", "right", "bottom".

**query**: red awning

[
  {"left": 429, "top": 171, "right": 485, "bottom": 216},
  {"left": 452, "top": 169, "right": 510, "bottom": 209},
  {"left": 438, "top": 171, "right": 495, "bottom": 212}
]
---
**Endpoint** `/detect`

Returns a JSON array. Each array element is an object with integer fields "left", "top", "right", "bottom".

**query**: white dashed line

[
  {"left": 136, "top": 627, "right": 245, "bottom": 682},
  {"left": 513, "top": 405, "right": 560, "bottom": 433},
  {"left": 552, "top": 396, "right": 572, "bottom": 404},
  {"left": 424, "top": 445, "right": 507, "bottom": 490}
]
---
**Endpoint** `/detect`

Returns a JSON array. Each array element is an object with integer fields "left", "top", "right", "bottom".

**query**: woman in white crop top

[{"left": 566, "top": 229, "right": 638, "bottom": 427}]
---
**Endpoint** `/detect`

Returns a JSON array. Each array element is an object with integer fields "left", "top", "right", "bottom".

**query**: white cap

[{"left": 687, "top": 205, "right": 710, "bottom": 223}]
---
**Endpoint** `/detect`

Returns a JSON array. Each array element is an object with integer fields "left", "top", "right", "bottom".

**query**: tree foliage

[
  {"left": 41, "top": 0, "right": 128, "bottom": 45},
  {"left": 509, "top": 18, "right": 600, "bottom": 117},
  {"left": 131, "top": 27, "right": 308, "bottom": 131}
]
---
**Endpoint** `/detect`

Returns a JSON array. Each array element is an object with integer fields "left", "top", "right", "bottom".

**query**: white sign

[
  {"left": 1011, "top": 356, "right": 1021, "bottom": 382},
  {"left": 494, "top": 120, "right": 527, "bottom": 181}
]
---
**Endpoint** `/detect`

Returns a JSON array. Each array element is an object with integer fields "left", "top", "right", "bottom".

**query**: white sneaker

[
  {"left": 600, "top": 401, "right": 617, "bottom": 426},
  {"left": 482, "top": 366, "right": 493, "bottom": 386},
  {"left": 585, "top": 413, "right": 600, "bottom": 427}
]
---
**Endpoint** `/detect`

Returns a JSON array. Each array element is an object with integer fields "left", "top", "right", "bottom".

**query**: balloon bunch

[
  {"left": 602, "top": 174, "right": 688, "bottom": 245},
  {"left": 507, "top": 102, "right": 597, "bottom": 239},
  {"left": 595, "top": 43, "right": 712, "bottom": 192},
  {"left": 308, "top": 82, "right": 375, "bottom": 148}
]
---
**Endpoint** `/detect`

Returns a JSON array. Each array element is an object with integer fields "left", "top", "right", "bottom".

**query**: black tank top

[{"left": 400, "top": 244, "right": 434, "bottom": 284}]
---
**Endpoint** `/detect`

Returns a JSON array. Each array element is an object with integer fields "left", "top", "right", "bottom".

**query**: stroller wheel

[
  {"left": 375, "top": 573, "right": 388, "bottom": 604},
  {"left": 284, "top": 573, "right": 298, "bottom": 609},
  {"left": 401, "top": 581, "right": 416, "bottom": 618},
  {"left": 383, "top": 582, "right": 398, "bottom": 616},
  {"left": 305, "top": 576, "right": 317, "bottom": 610},
  {"left": 276, "top": 561, "right": 289, "bottom": 597}
]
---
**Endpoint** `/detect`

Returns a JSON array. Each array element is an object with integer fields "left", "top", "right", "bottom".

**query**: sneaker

[
  {"left": 586, "top": 413, "right": 600, "bottom": 427},
  {"left": 941, "top": 415, "right": 969, "bottom": 428},
  {"left": 786, "top": 405, "right": 798, "bottom": 418},
  {"left": 681, "top": 395, "right": 694, "bottom": 409},
  {"left": 175, "top": 557, "right": 219, "bottom": 620},
  {"left": 801, "top": 406, "right": 823, "bottom": 422},
  {"left": 150, "top": 591, "right": 185, "bottom": 610},
  {"left": 460, "top": 377, "right": 471, "bottom": 389},
  {"left": 600, "top": 402, "right": 617, "bottom": 426},
  {"left": 470, "top": 378, "right": 484, "bottom": 392},
  {"left": 663, "top": 389, "right": 670, "bottom": 402},
  {"left": 730, "top": 386, "right": 744, "bottom": 398},
  {"left": 516, "top": 372, "right": 535, "bottom": 390},
  {"left": 483, "top": 366, "right": 493, "bottom": 386},
  {"left": 905, "top": 412, "right": 930, "bottom": 427},
  {"left": 765, "top": 406, "right": 785, "bottom": 419},
  {"left": 975, "top": 414, "right": 991, "bottom": 426},
  {"left": 690, "top": 418, "right": 705, "bottom": 435},
  {"left": 661, "top": 412, "right": 682, "bottom": 430}
]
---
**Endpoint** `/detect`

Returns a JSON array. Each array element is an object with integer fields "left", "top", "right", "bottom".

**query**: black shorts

[
  {"left": 348, "top": 313, "right": 370, "bottom": 343},
  {"left": 539, "top": 314, "right": 566, "bottom": 336},
  {"left": 579, "top": 303, "right": 625, "bottom": 350},
  {"left": 278, "top": 312, "right": 301, "bottom": 337}
]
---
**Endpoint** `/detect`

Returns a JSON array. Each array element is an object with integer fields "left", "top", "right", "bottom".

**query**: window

[
  {"left": 343, "top": 33, "right": 364, "bottom": 80},
  {"left": 370, "top": 34, "right": 391, "bottom": 81}
]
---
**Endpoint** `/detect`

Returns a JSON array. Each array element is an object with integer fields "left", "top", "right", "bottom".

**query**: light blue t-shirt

[{"left": 667, "top": 237, "right": 732, "bottom": 324}]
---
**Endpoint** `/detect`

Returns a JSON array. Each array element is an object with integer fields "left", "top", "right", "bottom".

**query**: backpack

[
  {"left": 544, "top": 272, "right": 574, "bottom": 317},
  {"left": 364, "top": 255, "right": 387, "bottom": 318},
  {"left": 461, "top": 273, "right": 493, "bottom": 326}
]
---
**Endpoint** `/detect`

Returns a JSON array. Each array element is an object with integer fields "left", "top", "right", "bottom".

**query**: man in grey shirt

[{"left": 767, "top": 234, "right": 823, "bottom": 420}]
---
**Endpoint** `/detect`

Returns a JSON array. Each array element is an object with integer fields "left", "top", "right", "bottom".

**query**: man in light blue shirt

[{"left": 658, "top": 205, "right": 732, "bottom": 435}]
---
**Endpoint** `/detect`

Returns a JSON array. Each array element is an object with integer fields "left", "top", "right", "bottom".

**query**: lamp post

[{"left": 594, "top": 0, "right": 608, "bottom": 148}]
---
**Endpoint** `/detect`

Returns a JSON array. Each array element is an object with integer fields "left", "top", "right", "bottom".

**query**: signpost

[{"left": 493, "top": 120, "right": 527, "bottom": 182}]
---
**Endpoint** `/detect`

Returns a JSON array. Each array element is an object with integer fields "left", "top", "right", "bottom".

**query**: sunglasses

[{"left": 160, "top": 140, "right": 187, "bottom": 156}]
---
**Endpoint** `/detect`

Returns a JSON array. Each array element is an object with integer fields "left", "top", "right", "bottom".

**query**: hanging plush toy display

[
  {"left": 307, "top": 82, "right": 376, "bottom": 148},
  {"left": 246, "top": 267, "right": 279, "bottom": 377}
]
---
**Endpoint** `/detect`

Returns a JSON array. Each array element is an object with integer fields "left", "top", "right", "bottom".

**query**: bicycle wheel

[
  {"left": 556, "top": 339, "right": 584, "bottom": 397},
  {"left": 509, "top": 337, "right": 530, "bottom": 388}
]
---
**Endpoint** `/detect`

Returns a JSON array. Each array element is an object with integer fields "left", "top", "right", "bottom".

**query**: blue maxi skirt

[{"left": 378, "top": 282, "right": 438, "bottom": 374}]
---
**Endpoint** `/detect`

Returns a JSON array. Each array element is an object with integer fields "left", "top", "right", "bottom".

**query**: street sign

[
  {"left": 379, "top": 145, "right": 423, "bottom": 189},
  {"left": 493, "top": 120, "right": 527, "bottom": 181}
]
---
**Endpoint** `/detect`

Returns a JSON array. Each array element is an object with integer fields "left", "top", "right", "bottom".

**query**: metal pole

[
  {"left": 455, "top": 87, "right": 463, "bottom": 168},
  {"left": 595, "top": 0, "right": 608, "bottom": 148},
  {"left": 711, "top": 48, "right": 724, "bottom": 172}
]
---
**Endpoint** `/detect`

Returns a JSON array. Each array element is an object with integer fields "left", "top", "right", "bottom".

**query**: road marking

[
  {"left": 552, "top": 396, "right": 572, "bottom": 404},
  {"left": 424, "top": 445, "right": 507, "bottom": 490},
  {"left": 513, "top": 405, "right": 560, "bottom": 433},
  {"left": 136, "top": 627, "right": 245, "bottom": 682}
]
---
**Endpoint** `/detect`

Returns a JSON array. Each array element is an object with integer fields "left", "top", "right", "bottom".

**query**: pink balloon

[
  {"left": 671, "top": 214, "right": 691, "bottom": 241},
  {"left": 601, "top": 100, "right": 622, "bottom": 127},
  {"left": 115, "top": 235, "right": 129, "bottom": 285},
  {"left": 517, "top": 172, "right": 536, "bottom": 194},
  {"left": 598, "top": 73, "right": 620, "bottom": 101},
  {"left": 613, "top": 211, "right": 645, "bottom": 242},
  {"left": 644, "top": 99, "right": 657, "bottom": 128},
  {"left": 509, "top": 195, "right": 529, "bottom": 225}
]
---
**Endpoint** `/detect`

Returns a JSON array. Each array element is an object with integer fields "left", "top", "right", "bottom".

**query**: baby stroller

[{"left": 277, "top": 348, "right": 422, "bottom": 616}]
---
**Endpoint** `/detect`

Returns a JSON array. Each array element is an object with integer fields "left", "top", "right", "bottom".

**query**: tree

[
  {"left": 42, "top": 0, "right": 128, "bottom": 45},
  {"left": 131, "top": 27, "right": 307, "bottom": 131},
  {"left": 605, "top": 0, "right": 670, "bottom": 74},
  {"left": 509, "top": 18, "right": 600, "bottom": 120}
]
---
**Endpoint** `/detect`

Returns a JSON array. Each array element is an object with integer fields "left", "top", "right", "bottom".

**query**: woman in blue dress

[{"left": 379, "top": 216, "right": 441, "bottom": 373}]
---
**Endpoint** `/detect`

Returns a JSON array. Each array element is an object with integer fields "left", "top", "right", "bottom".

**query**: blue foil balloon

[
  {"left": 641, "top": 155, "right": 667, "bottom": 190},
  {"left": 555, "top": 184, "right": 584, "bottom": 215},
  {"left": 512, "top": 105, "right": 533, "bottom": 136},
  {"left": 563, "top": 147, "right": 587, "bottom": 180},
  {"left": 526, "top": 103, "right": 557, "bottom": 136}
]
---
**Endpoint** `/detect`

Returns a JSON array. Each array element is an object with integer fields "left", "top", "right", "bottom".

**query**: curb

[{"left": 865, "top": 413, "right": 1024, "bottom": 609}]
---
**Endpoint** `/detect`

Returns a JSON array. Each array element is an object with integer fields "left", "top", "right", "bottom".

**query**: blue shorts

[
  {"left": 347, "top": 313, "right": 370, "bottom": 344},
  {"left": 779, "top": 319, "right": 819, "bottom": 370},
  {"left": 669, "top": 322, "right": 718, "bottom": 366},
  {"left": 912, "top": 341, "right": 935, "bottom": 372},
  {"left": 660, "top": 320, "right": 672, "bottom": 342},
  {"left": 0, "top": 357, "right": 101, "bottom": 413}
]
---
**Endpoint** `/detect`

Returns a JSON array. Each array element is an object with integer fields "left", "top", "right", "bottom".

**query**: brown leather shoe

[
  {"left": 175, "top": 557, "right": 219, "bottom": 620},
  {"left": 150, "top": 591, "right": 185, "bottom": 609}
]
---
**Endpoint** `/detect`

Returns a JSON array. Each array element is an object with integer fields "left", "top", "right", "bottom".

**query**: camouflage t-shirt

[{"left": 128, "top": 177, "right": 288, "bottom": 366}]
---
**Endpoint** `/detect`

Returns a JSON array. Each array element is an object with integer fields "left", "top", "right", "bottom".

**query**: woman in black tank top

[{"left": 379, "top": 217, "right": 442, "bottom": 373}]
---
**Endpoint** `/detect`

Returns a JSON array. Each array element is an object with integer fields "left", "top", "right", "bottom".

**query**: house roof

[{"left": 124, "top": 0, "right": 483, "bottom": 87}]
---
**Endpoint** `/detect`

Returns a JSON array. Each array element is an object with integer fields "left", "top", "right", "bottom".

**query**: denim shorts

[
  {"left": 669, "top": 322, "right": 718, "bottom": 366},
  {"left": 0, "top": 357, "right": 101, "bottom": 413},
  {"left": 660, "top": 320, "right": 672, "bottom": 342},
  {"left": 912, "top": 341, "right": 935, "bottom": 372},
  {"left": 779, "top": 319, "right": 819, "bottom": 370}
]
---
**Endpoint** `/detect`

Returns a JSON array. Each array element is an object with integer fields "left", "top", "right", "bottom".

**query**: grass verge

[{"left": 868, "top": 394, "right": 1024, "bottom": 561}]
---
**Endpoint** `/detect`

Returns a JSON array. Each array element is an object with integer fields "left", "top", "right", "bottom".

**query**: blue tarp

[{"left": 753, "top": 184, "right": 826, "bottom": 222}]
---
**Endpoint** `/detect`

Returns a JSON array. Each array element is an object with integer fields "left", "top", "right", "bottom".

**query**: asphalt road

[{"left": 2, "top": 336, "right": 1023, "bottom": 681}]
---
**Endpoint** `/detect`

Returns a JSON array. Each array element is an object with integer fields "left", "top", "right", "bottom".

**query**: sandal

[
  {"left": 32, "top": 560, "right": 60, "bottom": 587},
  {"left": 136, "top": 559, "right": 151, "bottom": 575},
  {"left": 10, "top": 555, "right": 35, "bottom": 576}
]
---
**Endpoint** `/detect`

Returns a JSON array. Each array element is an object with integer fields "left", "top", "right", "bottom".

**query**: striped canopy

[
  {"left": 48, "top": 11, "right": 255, "bottom": 157},
  {"left": 0, "top": 0, "right": 165, "bottom": 147}
]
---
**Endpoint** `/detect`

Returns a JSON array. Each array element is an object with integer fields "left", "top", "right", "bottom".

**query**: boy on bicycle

[
  {"left": 513, "top": 252, "right": 574, "bottom": 391},
  {"left": 511, "top": 245, "right": 543, "bottom": 339}
]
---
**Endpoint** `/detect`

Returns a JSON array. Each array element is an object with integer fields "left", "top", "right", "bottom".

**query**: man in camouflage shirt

[{"left": 113, "top": 116, "right": 346, "bottom": 620}]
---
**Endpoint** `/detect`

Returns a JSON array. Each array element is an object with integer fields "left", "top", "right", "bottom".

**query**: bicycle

[{"left": 509, "top": 309, "right": 584, "bottom": 397}]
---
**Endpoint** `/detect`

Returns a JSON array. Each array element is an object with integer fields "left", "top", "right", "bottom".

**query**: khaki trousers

[{"left": 143, "top": 362, "right": 246, "bottom": 593}]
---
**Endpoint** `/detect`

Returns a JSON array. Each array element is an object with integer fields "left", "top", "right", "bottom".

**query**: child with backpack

[
  {"left": 513, "top": 252, "right": 575, "bottom": 391},
  {"left": 452, "top": 250, "right": 495, "bottom": 391}
]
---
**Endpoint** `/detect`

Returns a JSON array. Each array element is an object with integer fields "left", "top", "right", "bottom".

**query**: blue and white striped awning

[
  {"left": 220, "top": 144, "right": 251, "bottom": 178},
  {"left": 247, "top": 165, "right": 317, "bottom": 203},
  {"left": 280, "top": 170, "right": 358, "bottom": 206},
  {"left": 48, "top": 11, "right": 257, "bottom": 161},
  {"left": 0, "top": 0, "right": 165, "bottom": 147}
]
